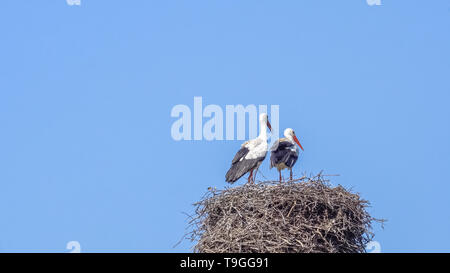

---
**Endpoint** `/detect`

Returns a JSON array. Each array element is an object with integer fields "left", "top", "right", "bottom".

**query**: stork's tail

[
  {"left": 225, "top": 158, "right": 260, "bottom": 183},
  {"left": 225, "top": 166, "right": 242, "bottom": 183}
]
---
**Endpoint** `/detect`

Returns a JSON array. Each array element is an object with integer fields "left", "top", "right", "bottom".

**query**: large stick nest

[{"left": 187, "top": 174, "right": 383, "bottom": 253}]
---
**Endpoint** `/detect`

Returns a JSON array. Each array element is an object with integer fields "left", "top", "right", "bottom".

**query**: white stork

[
  {"left": 270, "top": 128, "right": 304, "bottom": 182},
  {"left": 225, "top": 113, "right": 272, "bottom": 184}
]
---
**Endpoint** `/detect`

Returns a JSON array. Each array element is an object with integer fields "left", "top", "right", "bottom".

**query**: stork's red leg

[
  {"left": 248, "top": 169, "right": 254, "bottom": 184},
  {"left": 253, "top": 167, "right": 259, "bottom": 183},
  {"left": 279, "top": 170, "right": 282, "bottom": 183},
  {"left": 290, "top": 168, "right": 293, "bottom": 181}
]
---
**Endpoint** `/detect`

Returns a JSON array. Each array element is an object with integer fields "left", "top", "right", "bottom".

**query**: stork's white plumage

[
  {"left": 270, "top": 128, "right": 304, "bottom": 182},
  {"left": 225, "top": 113, "right": 272, "bottom": 184}
]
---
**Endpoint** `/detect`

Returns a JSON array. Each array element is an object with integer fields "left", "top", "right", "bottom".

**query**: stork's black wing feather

[
  {"left": 226, "top": 146, "right": 265, "bottom": 183},
  {"left": 274, "top": 141, "right": 294, "bottom": 150},
  {"left": 225, "top": 157, "right": 262, "bottom": 183},
  {"left": 270, "top": 140, "right": 298, "bottom": 168},
  {"left": 231, "top": 146, "right": 249, "bottom": 164}
]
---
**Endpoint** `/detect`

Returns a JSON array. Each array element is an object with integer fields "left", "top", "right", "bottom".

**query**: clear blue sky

[{"left": 0, "top": 0, "right": 449, "bottom": 253}]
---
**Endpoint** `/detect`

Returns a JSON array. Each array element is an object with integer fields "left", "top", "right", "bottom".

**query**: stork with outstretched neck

[
  {"left": 225, "top": 113, "right": 272, "bottom": 184},
  {"left": 270, "top": 128, "right": 304, "bottom": 182}
]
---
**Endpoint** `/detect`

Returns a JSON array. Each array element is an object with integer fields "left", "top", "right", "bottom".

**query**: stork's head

[
  {"left": 284, "top": 128, "right": 304, "bottom": 151},
  {"left": 259, "top": 113, "right": 272, "bottom": 131}
]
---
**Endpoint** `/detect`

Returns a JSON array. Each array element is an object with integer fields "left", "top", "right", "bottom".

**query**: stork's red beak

[
  {"left": 293, "top": 135, "right": 304, "bottom": 151},
  {"left": 267, "top": 120, "right": 272, "bottom": 132}
]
